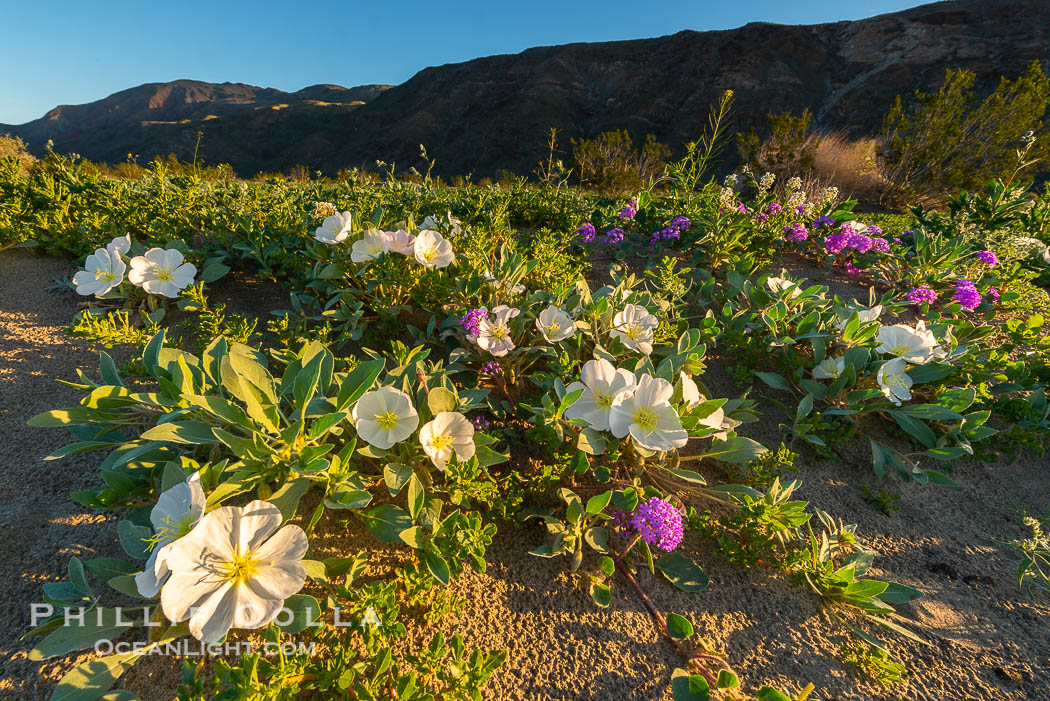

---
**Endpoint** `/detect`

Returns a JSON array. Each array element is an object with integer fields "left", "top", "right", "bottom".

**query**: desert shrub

[
  {"left": 0, "top": 133, "right": 36, "bottom": 172},
  {"left": 878, "top": 61, "right": 1050, "bottom": 206},
  {"left": 572, "top": 129, "right": 670, "bottom": 196},
  {"left": 737, "top": 109, "right": 815, "bottom": 178},
  {"left": 810, "top": 132, "right": 887, "bottom": 202}
]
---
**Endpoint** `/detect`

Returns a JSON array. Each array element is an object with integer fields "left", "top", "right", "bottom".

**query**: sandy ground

[{"left": 1, "top": 248, "right": 1049, "bottom": 700}]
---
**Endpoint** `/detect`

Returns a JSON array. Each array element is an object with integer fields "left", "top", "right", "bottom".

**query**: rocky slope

[{"left": 3, "top": 0, "right": 1048, "bottom": 176}]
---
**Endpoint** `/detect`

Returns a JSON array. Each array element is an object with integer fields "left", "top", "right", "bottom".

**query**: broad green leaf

[{"left": 656, "top": 552, "right": 709, "bottom": 592}]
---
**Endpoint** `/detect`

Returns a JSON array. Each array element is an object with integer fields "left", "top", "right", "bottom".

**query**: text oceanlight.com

[{"left": 94, "top": 640, "right": 318, "bottom": 657}]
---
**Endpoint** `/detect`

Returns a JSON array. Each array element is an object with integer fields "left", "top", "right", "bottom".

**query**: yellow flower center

[
  {"left": 594, "top": 388, "right": 615, "bottom": 409},
  {"left": 632, "top": 407, "right": 658, "bottom": 432},
  {"left": 155, "top": 266, "right": 175, "bottom": 282},
  {"left": 821, "top": 362, "right": 840, "bottom": 377},
  {"left": 888, "top": 343, "right": 911, "bottom": 356},
  {"left": 221, "top": 547, "right": 261, "bottom": 585},
  {"left": 491, "top": 325, "right": 509, "bottom": 341},
  {"left": 624, "top": 324, "right": 641, "bottom": 340},
  {"left": 373, "top": 411, "right": 401, "bottom": 431},
  {"left": 884, "top": 372, "right": 907, "bottom": 390},
  {"left": 95, "top": 268, "right": 115, "bottom": 282},
  {"left": 547, "top": 321, "right": 561, "bottom": 335},
  {"left": 430, "top": 432, "right": 453, "bottom": 452},
  {"left": 420, "top": 246, "right": 436, "bottom": 263}
]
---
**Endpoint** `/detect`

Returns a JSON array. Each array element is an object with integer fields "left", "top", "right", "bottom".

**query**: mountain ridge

[{"left": 3, "top": 0, "right": 1048, "bottom": 176}]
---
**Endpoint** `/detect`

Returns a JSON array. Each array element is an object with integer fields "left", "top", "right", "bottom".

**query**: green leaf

[
  {"left": 277, "top": 594, "right": 321, "bottom": 634},
  {"left": 269, "top": 477, "right": 312, "bottom": 522},
  {"left": 30, "top": 608, "right": 131, "bottom": 661},
  {"left": 99, "top": 352, "right": 123, "bottom": 387},
  {"left": 589, "top": 582, "right": 611, "bottom": 608},
  {"left": 585, "top": 490, "right": 612, "bottom": 515},
  {"left": 754, "top": 371, "right": 791, "bottom": 391},
  {"left": 383, "top": 462, "right": 414, "bottom": 496},
  {"left": 656, "top": 552, "right": 709, "bottom": 592},
  {"left": 139, "top": 421, "right": 219, "bottom": 445},
  {"left": 666, "top": 613, "right": 694, "bottom": 641},
  {"left": 584, "top": 526, "right": 609, "bottom": 553},
  {"left": 427, "top": 387, "right": 459, "bottom": 415},
  {"left": 702, "top": 437, "right": 768, "bottom": 464},
  {"left": 598, "top": 556, "right": 615, "bottom": 577},
  {"left": 421, "top": 550, "right": 451, "bottom": 585},
  {"left": 323, "top": 488, "right": 372, "bottom": 510},
  {"left": 577, "top": 428, "right": 607, "bottom": 455},
  {"left": 877, "top": 582, "right": 924, "bottom": 604},
  {"left": 117, "top": 521, "right": 151, "bottom": 560},
  {"left": 406, "top": 475, "right": 425, "bottom": 521},
  {"left": 891, "top": 413, "right": 937, "bottom": 449},
  {"left": 336, "top": 358, "right": 384, "bottom": 410},
  {"left": 671, "top": 667, "right": 710, "bottom": 701},
  {"left": 358, "top": 504, "right": 412, "bottom": 543}
]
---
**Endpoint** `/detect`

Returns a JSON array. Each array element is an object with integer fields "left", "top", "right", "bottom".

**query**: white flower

[
  {"left": 843, "top": 220, "right": 869, "bottom": 234},
  {"left": 419, "top": 412, "right": 476, "bottom": 470},
  {"left": 609, "top": 374, "right": 688, "bottom": 451},
  {"left": 877, "top": 357, "right": 913, "bottom": 406},
  {"left": 414, "top": 230, "right": 455, "bottom": 268},
  {"left": 159, "top": 500, "right": 307, "bottom": 643},
  {"left": 476, "top": 305, "right": 520, "bottom": 357},
  {"left": 381, "top": 229, "right": 416, "bottom": 256},
  {"left": 697, "top": 406, "right": 728, "bottom": 441},
  {"left": 611, "top": 304, "right": 659, "bottom": 355},
  {"left": 875, "top": 321, "right": 942, "bottom": 364},
  {"left": 351, "top": 231, "right": 388, "bottom": 262},
  {"left": 835, "top": 305, "right": 884, "bottom": 330},
  {"left": 766, "top": 276, "right": 802, "bottom": 299},
  {"left": 107, "top": 234, "right": 132, "bottom": 256},
  {"left": 564, "top": 358, "right": 637, "bottom": 431},
  {"left": 813, "top": 356, "right": 846, "bottom": 379},
  {"left": 351, "top": 386, "right": 419, "bottom": 449},
  {"left": 679, "top": 372, "right": 702, "bottom": 409},
  {"left": 73, "top": 247, "right": 126, "bottom": 296},
  {"left": 314, "top": 211, "right": 353, "bottom": 244},
  {"left": 135, "top": 473, "right": 205, "bottom": 598},
  {"left": 128, "top": 248, "right": 196, "bottom": 298},
  {"left": 536, "top": 305, "right": 575, "bottom": 343}
]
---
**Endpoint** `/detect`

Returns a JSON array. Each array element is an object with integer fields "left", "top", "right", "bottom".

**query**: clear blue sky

[{"left": 1, "top": 0, "right": 930, "bottom": 125}]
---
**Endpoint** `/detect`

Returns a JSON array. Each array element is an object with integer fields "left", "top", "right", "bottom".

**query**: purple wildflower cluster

[
  {"left": 794, "top": 204, "right": 807, "bottom": 216},
  {"left": 649, "top": 216, "right": 692, "bottom": 247},
  {"left": 469, "top": 415, "right": 492, "bottom": 431},
  {"left": 480, "top": 360, "right": 502, "bottom": 378},
  {"left": 766, "top": 202, "right": 783, "bottom": 215},
  {"left": 629, "top": 498, "right": 684, "bottom": 552},
  {"left": 906, "top": 284, "right": 938, "bottom": 306},
  {"left": 783, "top": 222, "right": 809, "bottom": 242},
  {"left": 846, "top": 231, "right": 873, "bottom": 253},
  {"left": 619, "top": 200, "right": 637, "bottom": 219},
  {"left": 871, "top": 238, "right": 891, "bottom": 253},
  {"left": 756, "top": 212, "right": 769, "bottom": 223},
  {"left": 989, "top": 287, "right": 1000, "bottom": 303},
  {"left": 953, "top": 279, "right": 981, "bottom": 311},
  {"left": 604, "top": 227, "right": 625, "bottom": 244},
  {"left": 867, "top": 225, "right": 884, "bottom": 236},
  {"left": 844, "top": 262, "right": 861, "bottom": 276},
  {"left": 461, "top": 308, "right": 489, "bottom": 336},
  {"left": 813, "top": 215, "right": 835, "bottom": 229},
  {"left": 825, "top": 232, "right": 847, "bottom": 254},
  {"left": 976, "top": 251, "right": 999, "bottom": 268},
  {"left": 736, "top": 202, "right": 747, "bottom": 214},
  {"left": 576, "top": 222, "right": 596, "bottom": 244}
]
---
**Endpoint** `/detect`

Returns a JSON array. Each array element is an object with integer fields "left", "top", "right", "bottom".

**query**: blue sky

[{"left": 1, "top": 0, "right": 928, "bottom": 124}]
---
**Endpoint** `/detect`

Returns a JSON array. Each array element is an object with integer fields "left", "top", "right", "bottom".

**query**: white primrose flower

[
  {"left": 351, "top": 386, "right": 420, "bottom": 449},
  {"left": 476, "top": 305, "right": 520, "bottom": 357},
  {"left": 697, "top": 405, "right": 729, "bottom": 441},
  {"left": 611, "top": 304, "right": 659, "bottom": 355},
  {"left": 877, "top": 357, "right": 913, "bottom": 406},
  {"left": 350, "top": 231, "right": 389, "bottom": 262},
  {"left": 564, "top": 358, "right": 637, "bottom": 431},
  {"left": 414, "top": 229, "right": 455, "bottom": 268},
  {"left": 812, "top": 356, "right": 846, "bottom": 380},
  {"left": 314, "top": 211, "right": 353, "bottom": 244},
  {"left": 419, "top": 412, "right": 476, "bottom": 470},
  {"left": 159, "top": 500, "right": 307, "bottom": 643},
  {"left": 73, "top": 246, "right": 127, "bottom": 296},
  {"left": 128, "top": 248, "right": 196, "bottom": 298},
  {"left": 536, "top": 305, "right": 575, "bottom": 343},
  {"left": 107, "top": 233, "right": 132, "bottom": 256},
  {"left": 875, "top": 321, "right": 942, "bottom": 364},
  {"left": 609, "top": 374, "right": 688, "bottom": 451},
  {"left": 381, "top": 229, "right": 416, "bottom": 256},
  {"left": 843, "top": 220, "right": 870, "bottom": 234},
  {"left": 766, "top": 276, "right": 802, "bottom": 299},
  {"left": 135, "top": 473, "right": 206, "bottom": 598},
  {"left": 835, "top": 304, "right": 884, "bottom": 330},
  {"left": 680, "top": 371, "right": 702, "bottom": 409}
]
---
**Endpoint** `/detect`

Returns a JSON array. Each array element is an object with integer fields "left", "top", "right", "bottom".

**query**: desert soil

[{"left": 1, "top": 248, "right": 1048, "bottom": 700}]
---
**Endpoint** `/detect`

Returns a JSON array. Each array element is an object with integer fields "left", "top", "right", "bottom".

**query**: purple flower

[
  {"left": 794, "top": 204, "right": 807, "bottom": 216},
  {"left": 989, "top": 286, "right": 1000, "bottom": 304},
  {"left": 893, "top": 237, "right": 903, "bottom": 245},
  {"left": 619, "top": 200, "right": 637, "bottom": 219},
  {"left": 867, "top": 225, "right": 884, "bottom": 236},
  {"left": 576, "top": 222, "right": 596, "bottom": 244},
  {"left": 469, "top": 415, "right": 492, "bottom": 431},
  {"left": 661, "top": 226, "right": 680, "bottom": 241},
  {"left": 461, "top": 308, "right": 489, "bottom": 336},
  {"left": 844, "top": 262, "right": 862, "bottom": 276},
  {"left": 901, "top": 230, "right": 915, "bottom": 237},
  {"left": 825, "top": 233, "right": 847, "bottom": 254},
  {"left": 629, "top": 498, "right": 684, "bottom": 552},
  {"left": 736, "top": 202, "right": 747, "bottom": 214},
  {"left": 782, "top": 222, "right": 809, "bottom": 242},
  {"left": 871, "top": 238, "right": 891, "bottom": 253},
  {"left": 671, "top": 216, "right": 691, "bottom": 231},
  {"left": 813, "top": 215, "right": 835, "bottom": 229},
  {"left": 604, "top": 227, "right": 625, "bottom": 244},
  {"left": 840, "top": 222, "right": 858, "bottom": 236},
  {"left": 766, "top": 202, "right": 783, "bottom": 215},
  {"left": 846, "top": 232, "right": 873, "bottom": 253},
  {"left": 953, "top": 279, "right": 981, "bottom": 311},
  {"left": 480, "top": 360, "right": 502, "bottom": 378},
  {"left": 976, "top": 251, "right": 999, "bottom": 268},
  {"left": 756, "top": 212, "right": 769, "bottom": 223},
  {"left": 906, "top": 284, "right": 938, "bottom": 306}
]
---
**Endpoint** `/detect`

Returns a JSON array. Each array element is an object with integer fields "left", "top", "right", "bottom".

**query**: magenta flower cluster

[
  {"left": 480, "top": 360, "right": 502, "bottom": 378},
  {"left": 604, "top": 227, "right": 625, "bottom": 244},
  {"left": 576, "top": 222, "right": 596, "bottom": 243},
  {"left": 469, "top": 415, "right": 492, "bottom": 430},
  {"left": 953, "top": 279, "right": 981, "bottom": 311},
  {"left": 766, "top": 202, "right": 783, "bottom": 215},
  {"left": 629, "top": 498, "right": 685, "bottom": 552},
  {"left": 783, "top": 222, "right": 809, "bottom": 242},
  {"left": 906, "top": 284, "right": 938, "bottom": 306},
  {"left": 976, "top": 251, "right": 999, "bottom": 267},
  {"left": 461, "top": 308, "right": 489, "bottom": 336},
  {"left": 813, "top": 215, "right": 835, "bottom": 229},
  {"left": 649, "top": 216, "right": 692, "bottom": 246},
  {"left": 619, "top": 200, "right": 637, "bottom": 219}
]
